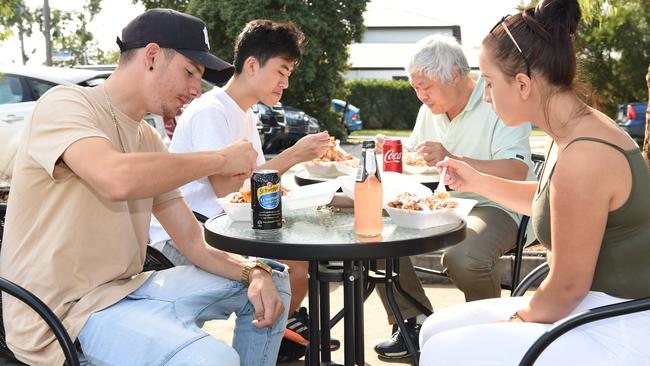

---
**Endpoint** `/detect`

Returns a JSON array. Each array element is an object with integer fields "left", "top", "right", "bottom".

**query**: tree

[
  {"left": 0, "top": 0, "right": 35, "bottom": 64},
  {"left": 133, "top": 0, "right": 190, "bottom": 12},
  {"left": 0, "top": 1, "right": 14, "bottom": 42},
  {"left": 34, "top": 0, "right": 104, "bottom": 66},
  {"left": 575, "top": 0, "right": 650, "bottom": 116},
  {"left": 185, "top": 0, "right": 369, "bottom": 137}
]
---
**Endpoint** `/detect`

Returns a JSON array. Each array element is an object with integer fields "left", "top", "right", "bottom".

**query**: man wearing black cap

[{"left": 0, "top": 9, "right": 290, "bottom": 366}]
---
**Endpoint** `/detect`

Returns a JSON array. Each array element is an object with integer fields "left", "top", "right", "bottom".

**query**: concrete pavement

[{"left": 204, "top": 283, "right": 526, "bottom": 365}]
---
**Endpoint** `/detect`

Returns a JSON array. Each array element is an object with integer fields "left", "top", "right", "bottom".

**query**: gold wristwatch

[{"left": 241, "top": 259, "right": 273, "bottom": 286}]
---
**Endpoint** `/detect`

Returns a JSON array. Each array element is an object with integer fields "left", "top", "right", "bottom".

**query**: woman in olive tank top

[{"left": 418, "top": 0, "right": 650, "bottom": 365}]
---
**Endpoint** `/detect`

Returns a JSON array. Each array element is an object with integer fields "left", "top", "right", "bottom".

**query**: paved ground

[
  {"left": 205, "top": 284, "right": 524, "bottom": 365},
  {"left": 204, "top": 284, "right": 498, "bottom": 365}
]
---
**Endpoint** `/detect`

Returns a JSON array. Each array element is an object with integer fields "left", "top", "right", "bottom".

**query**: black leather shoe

[{"left": 374, "top": 320, "right": 420, "bottom": 360}]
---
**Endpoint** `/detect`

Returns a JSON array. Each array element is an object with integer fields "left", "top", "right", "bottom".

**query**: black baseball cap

[{"left": 116, "top": 8, "right": 234, "bottom": 84}]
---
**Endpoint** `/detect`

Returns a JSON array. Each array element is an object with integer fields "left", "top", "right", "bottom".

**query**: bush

[{"left": 345, "top": 79, "right": 421, "bottom": 130}]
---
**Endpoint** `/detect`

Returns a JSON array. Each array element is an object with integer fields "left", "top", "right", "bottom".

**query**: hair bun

[{"left": 534, "top": 0, "right": 582, "bottom": 37}]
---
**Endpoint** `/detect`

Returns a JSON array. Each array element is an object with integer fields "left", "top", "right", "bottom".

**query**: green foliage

[
  {"left": 1, "top": 0, "right": 34, "bottom": 64},
  {"left": 34, "top": 0, "right": 106, "bottom": 66},
  {"left": 133, "top": 0, "right": 190, "bottom": 12},
  {"left": 345, "top": 79, "right": 421, "bottom": 130},
  {"left": 185, "top": 0, "right": 369, "bottom": 138},
  {"left": 575, "top": 0, "right": 650, "bottom": 116},
  {"left": 0, "top": 1, "right": 15, "bottom": 42}
]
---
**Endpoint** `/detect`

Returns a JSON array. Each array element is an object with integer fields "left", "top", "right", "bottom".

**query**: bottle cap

[{"left": 362, "top": 140, "right": 375, "bottom": 149}]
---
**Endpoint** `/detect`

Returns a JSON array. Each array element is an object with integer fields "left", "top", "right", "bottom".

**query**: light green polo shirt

[{"left": 407, "top": 77, "right": 534, "bottom": 223}]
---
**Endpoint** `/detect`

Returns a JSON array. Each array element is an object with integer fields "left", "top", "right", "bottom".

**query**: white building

[{"left": 345, "top": 7, "right": 478, "bottom": 80}]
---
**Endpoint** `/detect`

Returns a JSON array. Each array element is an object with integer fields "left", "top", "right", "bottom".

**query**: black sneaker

[
  {"left": 277, "top": 307, "right": 341, "bottom": 362},
  {"left": 374, "top": 320, "right": 421, "bottom": 360}
]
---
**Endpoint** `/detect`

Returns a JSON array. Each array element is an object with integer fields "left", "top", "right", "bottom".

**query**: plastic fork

[{"left": 436, "top": 164, "right": 447, "bottom": 193}]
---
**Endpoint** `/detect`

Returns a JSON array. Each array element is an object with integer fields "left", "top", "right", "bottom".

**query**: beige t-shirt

[{"left": 0, "top": 85, "right": 181, "bottom": 365}]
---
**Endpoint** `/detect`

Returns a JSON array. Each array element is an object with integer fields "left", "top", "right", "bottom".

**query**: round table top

[{"left": 204, "top": 208, "right": 466, "bottom": 261}]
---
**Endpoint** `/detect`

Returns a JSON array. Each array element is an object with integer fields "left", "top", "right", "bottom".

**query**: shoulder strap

[{"left": 564, "top": 136, "right": 628, "bottom": 155}]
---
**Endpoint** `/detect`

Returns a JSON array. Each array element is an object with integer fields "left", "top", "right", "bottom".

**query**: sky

[{"left": 0, "top": 0, "right": 524, "bottom": 66}]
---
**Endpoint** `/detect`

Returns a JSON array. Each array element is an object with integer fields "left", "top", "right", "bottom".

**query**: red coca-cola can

[{"left": 383, "top": 139, "right": 402, "bottom": 173}]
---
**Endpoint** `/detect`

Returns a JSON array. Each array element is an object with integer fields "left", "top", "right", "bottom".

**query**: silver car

[{"left": 0, "top": 65, "right": 170, "bottom": 183}]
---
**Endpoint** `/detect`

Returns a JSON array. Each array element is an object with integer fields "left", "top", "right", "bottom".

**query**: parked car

[
  {"left": 252, "top": 102, "right": 286, "bottom": 153},
  {"left": 283, "top": 106, "right": 319, "bottom": 136},
  {"left": 331, "top": 98, "right": 363, "bottom": 133},
  {"left": 0, "top": 65, "right": 128, "bottom": 181},
  {"left": 618, "top": 102, "right": 647, "bottom": 145},
  {"left": 253, "top": 102, "right": 320, "bottom": 153}
]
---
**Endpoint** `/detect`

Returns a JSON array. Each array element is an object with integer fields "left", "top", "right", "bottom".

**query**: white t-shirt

[{"left": 149, "top": 87, "right": 265, "bottom": 244}]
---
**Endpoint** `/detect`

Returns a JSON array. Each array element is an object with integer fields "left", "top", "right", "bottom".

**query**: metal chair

[
  {"left": 0, "top": 202, "right": 174, "bottom": 365},
  {"left": 414, "top": 153, "right": 546, "bottom": 292},
  {"left": 512, "top": 262, "right": 650, "bottom": 366}
]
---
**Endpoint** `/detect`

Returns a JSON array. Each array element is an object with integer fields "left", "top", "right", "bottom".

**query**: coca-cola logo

[{"left": 383, "top": 150, "right": 402, "bottom": 163}]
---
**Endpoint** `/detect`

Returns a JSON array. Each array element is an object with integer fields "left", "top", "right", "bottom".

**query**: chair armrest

[
  {"left": 512, "top": 262, "right": 549, "bottom": 297},
  {"left": 0, "top": 277, "right": 80, "bottom": 366},
  {"left": 519, "top": 296, "right": 650, "bottom": 366}
]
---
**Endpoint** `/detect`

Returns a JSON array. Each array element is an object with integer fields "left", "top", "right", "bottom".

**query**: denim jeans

[{"left": 77, "top": 262, "right": 291, "bottom": 366}]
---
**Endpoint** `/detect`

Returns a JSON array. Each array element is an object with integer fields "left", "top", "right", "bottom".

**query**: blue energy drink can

[{"left": 251, "top": 170, "right": 282, "bottom": 230}]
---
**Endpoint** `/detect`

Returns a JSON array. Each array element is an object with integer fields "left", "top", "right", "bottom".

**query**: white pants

[{"left": 419, "top": 292, "right": 650, "bottom": 365}]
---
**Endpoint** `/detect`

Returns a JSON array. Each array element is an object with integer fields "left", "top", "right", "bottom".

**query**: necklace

[{"left": 101, "top": 84, "right": 127, "bottom": 153}]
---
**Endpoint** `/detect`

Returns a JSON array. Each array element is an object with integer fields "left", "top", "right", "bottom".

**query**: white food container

[
  {"left": 217, "top": 180, "right": 341, "bottom": 221},
  {"left": 385, "top": 198, "right": 477, "bottom": 229},
  {"left": 302, "top": 158, "right": 359, "bottom": 177}
]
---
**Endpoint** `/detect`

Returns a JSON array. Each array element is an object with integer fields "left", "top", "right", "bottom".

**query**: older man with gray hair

[{"left": 373, "top": 34, "right": 534, "bottom": 360}]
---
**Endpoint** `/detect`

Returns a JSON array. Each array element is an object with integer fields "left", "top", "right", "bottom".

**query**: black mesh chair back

[{"left": 505, "top": 153, "right": 546, "bottom": 292}]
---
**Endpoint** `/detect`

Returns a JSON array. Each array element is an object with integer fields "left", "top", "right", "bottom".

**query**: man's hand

[
  {"left": 289, "top": 131, "right": 330, "bottom": 162},
  {"left": 217, "top": 140, "right": 258, "bottom": 178},
  {"left": 247, "top": 269, "right": 285, "bottom": 328},
  {"left": 374, "top": 134, "right": 386, "bottom": 154},
  {"left": 415, "top": 140, "right": 456, "bottom": 166}
]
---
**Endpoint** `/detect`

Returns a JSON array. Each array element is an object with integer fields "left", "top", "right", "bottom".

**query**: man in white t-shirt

[
  {"left": 148, "top": 19, "right": 332, "bottom": 356},
  {"left": 372, "top": 35, "right": 535, "bottom": 360}
]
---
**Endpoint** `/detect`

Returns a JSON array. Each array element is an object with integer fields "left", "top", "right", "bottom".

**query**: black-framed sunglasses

[{"left": 489, "top": 15, "right": 531, "bottom": 77}]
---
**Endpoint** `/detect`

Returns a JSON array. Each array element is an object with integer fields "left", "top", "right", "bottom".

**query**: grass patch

[
  {"left": 351, "top": 128, "right": 547, "bottom": 137},
  {"left": 350, "top": 129, "right": 411, "bottom": 137},
  {"left": 531, "top": 128, "right": 547, "bottom": 137}
]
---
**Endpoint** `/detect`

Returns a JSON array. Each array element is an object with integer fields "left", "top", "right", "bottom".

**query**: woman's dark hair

[
  {"left": 233, "top": 19, "right": 305, "bottom": 74},
  {"left": 483, "top": 0, "right": 582, "bottom": 89}
]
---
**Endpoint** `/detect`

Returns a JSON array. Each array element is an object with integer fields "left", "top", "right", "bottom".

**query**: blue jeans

[{"left": 77, "top": 262, "right": 291, "bottom": 366}]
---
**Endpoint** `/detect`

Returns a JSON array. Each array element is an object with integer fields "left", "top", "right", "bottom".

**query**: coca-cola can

[{"left": 383, "top": 139, "right": 402, "bottom": 173}]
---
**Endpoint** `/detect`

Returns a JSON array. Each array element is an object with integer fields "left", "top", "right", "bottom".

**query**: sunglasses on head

[{"left": 490, "top": 15, "right": 531, "bottom": 77}]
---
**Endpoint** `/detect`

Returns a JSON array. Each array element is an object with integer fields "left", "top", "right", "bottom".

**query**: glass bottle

[{"left": 354, "top": 140, "right": 383, "bottom": 237}]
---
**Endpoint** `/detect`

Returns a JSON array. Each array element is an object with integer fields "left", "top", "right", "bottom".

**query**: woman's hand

[{"left": 437, "top": 158, "right": 483, "bottom": 193}]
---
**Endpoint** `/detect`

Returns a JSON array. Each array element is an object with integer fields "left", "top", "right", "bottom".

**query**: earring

[{"left": 149, "top": 66, "right": 153, "bottom": 71}]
